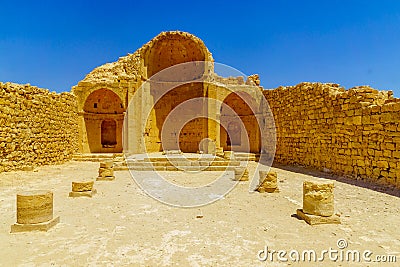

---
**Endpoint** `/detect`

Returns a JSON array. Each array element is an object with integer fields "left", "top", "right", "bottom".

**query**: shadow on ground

[{"left": 272, "top": 163, "right": 400, "bottom": 198}]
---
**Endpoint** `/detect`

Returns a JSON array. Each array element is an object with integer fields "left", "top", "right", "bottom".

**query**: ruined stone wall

[
  {"left": 145, "top": 83, "right": 205, "bottom": 153},
  {"left": 0, "top": 82, "right": 78, "bottom": 172},
  {"left": 264, "top": 82, "right": 400, "bottom": 189}
]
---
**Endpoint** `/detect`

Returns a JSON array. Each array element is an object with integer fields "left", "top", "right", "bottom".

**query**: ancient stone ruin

[
  {"left": 296, "top": 180, "right": 341, "bottom": 225},
  {"left": 257, "top": 170, "right": 279, "bottom": 193},
  {"left": 69, "top": 181, "right": 96, "bottom": 197},
  {"left": 97, "top": 161, "right": 115, "bottom": 181},
  {"left": 0, "top": 30, "right": 399, "bottom": 191},
  {"left": 11, "top": 190, "right": 60, "bottom": 232}
]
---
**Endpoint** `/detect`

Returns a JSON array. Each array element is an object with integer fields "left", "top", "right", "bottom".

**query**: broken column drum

[
  {"left": 11, "top": 190, "right": 60, "bottom": 232},
  {"left": 296, "top": 180, "right": 341, "bottom": 225},
  {"left": 257, "top": 170, "right": 278, "bottom": 193},
  {"left": 97, "top": 161, "right": 115, "bottom": 180},
  {"left": 303, "top": 180, "right": 334, "bottom": 216},
  {"left": 69, "top": 181, "right": 96, "bottom": 197}
]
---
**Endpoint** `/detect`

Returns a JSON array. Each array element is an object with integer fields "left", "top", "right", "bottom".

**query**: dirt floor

[{"left": 0, "top": 159, "right": 399, "bottom": 266}]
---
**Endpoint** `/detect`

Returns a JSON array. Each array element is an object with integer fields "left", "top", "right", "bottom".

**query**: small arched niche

[
  {"left": 84, "top": 88, "right": 124, "bottom": 114},
  {"left": 220, "top": 92, "right": 260, "bottom": 153},
  {"left": 82, "top": 88, "right": 125, "bottom": 153}
]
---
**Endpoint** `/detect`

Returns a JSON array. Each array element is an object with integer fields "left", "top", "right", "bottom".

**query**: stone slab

[
  {"left": 72, "top": 181, "right": 94, "bottom": 192},
  {"left": 96, "top": 176, "right": 115, "bottom": 181},
  {"left": 11, "top": 216, "right": 60, "bottom": 233},
  {"left": 22, "top": 166, "right": 35, "bottom": 171},
  {"left": 98, "top": 167, "right": 114, "bottom": 177},
  {"left": 296, "top": 209, "right": 341, "bottom": 225},
  {"left": 68, "top": 189, "right": 97, "bottom": 198}
]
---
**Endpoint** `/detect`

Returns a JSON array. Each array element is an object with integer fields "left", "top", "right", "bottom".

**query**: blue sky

[{"left": 1, "top": 0, "right": 400, "bottom": 96}]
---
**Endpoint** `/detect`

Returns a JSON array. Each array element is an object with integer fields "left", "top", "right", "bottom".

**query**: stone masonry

[
  {"left": 0, "top": 82, "right": 78, "bottom": 172},
  {"left": 0, "top": 31, "right": 399, "bottom": 191},
  {"left": 264, "top": 83, "right": 400, "bottom": 189}
]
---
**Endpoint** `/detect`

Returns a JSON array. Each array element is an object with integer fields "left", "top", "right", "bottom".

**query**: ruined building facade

[
  {"left": 0, "top": 31, "right": 399, "bottom": 189},
  {"left": 72, "top": 31, "right": 265, "bottom": 155}
]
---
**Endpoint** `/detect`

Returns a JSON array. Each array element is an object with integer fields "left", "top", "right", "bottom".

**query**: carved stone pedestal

[
  {"left": 69, "top": 181, "right": 96, "bottom": 197},
  {"left": 297, "top": 180, "right": 340, "bottom": 225},
  {"left": 11, "top": 190, "right": 60, "bottom": 232}
]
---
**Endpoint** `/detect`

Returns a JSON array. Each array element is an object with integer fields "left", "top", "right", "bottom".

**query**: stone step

[
  {"left": 233, "top": 153, "right": 256, "bottom": 161},
  {"left": 128, "top": 166, "right": 204, "bottom": 171},
  {"left": 115, "top": 165, "right": 238, "bottom": 172},
  {"left": 142, "top": 157, "right": 214, "bottom": 162},
  {"left": 117, "top": 160, "right": 241, "bottom": 168},
  {"left": 72, "top": 153, "right": 123, "bottom": 162},
  {"left": 207, "top": 161, "right": 241, "bottom": 166},
  {"left": 235, "top": 157, "right": 256, "bottom": 162},
  {"left": 73, "top": 157, "right": 111, "bottom": 162},
  {"left": 222, "top": 151, "right": 256, "bottom": 161}
]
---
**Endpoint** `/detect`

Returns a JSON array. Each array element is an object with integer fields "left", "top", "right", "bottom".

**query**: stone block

[
  {"left": 215, "top": 147, "right": 224, "bottom": 158},
  {"left": 11, "top": 190, "right": 59, "bottom": 232},
  {"left": 162, "top": 150, "right": 182, "bottom": 155},
  {"left": 100, "top": 161, "right": 113, "bottom": 168},
  {"left": 303, "top": 180, "right": 334, "bottom": 217},
  {"left": 296, "top": 209, "right": 340, "bottom": 225},
  {"left": 69, "top": 189, "right": 97, "bottom": 198},
  {"left": 257, "top": 170, "right": 279, "bottom": 193},
  {"left": 233, "top": 166, "right": 249, "bottom": 181},
  {"left": 376, "top": 161, "right": 389, "bottom": 169},
  {"left": 22, "top": 166, "right": 35, "bottom": 171},
  {"left": 98, "top": 167, "right": 114, "bottom": 177},
  {"left": 11, "top": 216, "right": 60, "bottom": 233},
  {"left": 16, "top": 190, "right": 54, "bottom": 224},
  {"left": 96, "top": 175, "right": 115, "bottom": 181},
  {"left": 71, "top": 181, "right": 94, "bottom": 192},
  {"left": 223, "top": 151, "right": 235, "bottom": 160}
]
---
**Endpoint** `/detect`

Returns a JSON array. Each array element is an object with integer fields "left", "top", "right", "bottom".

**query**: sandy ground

[{"left": 0, "top": 160, "right": 399, "bottom": 266}]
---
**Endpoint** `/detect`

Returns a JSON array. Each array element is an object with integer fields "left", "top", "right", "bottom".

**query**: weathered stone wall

[
  {"left": 0, "top": 82, "right": 78, "bottom": 172},
  {"left": 264, "top": 82, "right": 400, "bottom": 188}
]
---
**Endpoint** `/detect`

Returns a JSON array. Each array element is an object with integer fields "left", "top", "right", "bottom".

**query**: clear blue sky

[{"left": 1, "top": 0, "right": 400, "bottom": 96}]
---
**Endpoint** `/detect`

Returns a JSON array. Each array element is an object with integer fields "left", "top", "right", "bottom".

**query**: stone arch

[
  {"left": 220, "top": 91, "right": 261, "bottom": 153},
  {"left": 143, "top": 32, "right": 210, "bottom": 80},
  {"left": 83, "top": 88, "right": 124, "bottom": 114},
  {"left": 144, "top": 83, "right": 205, "bottom": 153},
  {"left": 83, "top": 88, "right": 125, "bottom": 153}
]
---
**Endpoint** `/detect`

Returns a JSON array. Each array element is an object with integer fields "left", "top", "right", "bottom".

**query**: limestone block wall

[
  {"left": 145, "top": 83, "right": 205, "bottom": 153},
  {"left": 264, "top": 82, "right": 400, "bottom": 189},
  {"left": 0, "top": 82, "right": 78, "bottom": 172}
]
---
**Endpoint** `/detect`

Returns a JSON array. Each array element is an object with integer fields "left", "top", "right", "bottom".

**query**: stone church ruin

[{"left": 0, "top": 31, "right": 399, "bottom": 190}]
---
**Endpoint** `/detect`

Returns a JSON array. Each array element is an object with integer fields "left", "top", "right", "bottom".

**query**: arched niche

[
  {"left": 82, "top": 88, "right": 125, "bottom": 153},
  {"left": 84, "top": 88, "right": 124, "bottom": 114},
  {"left": 143, "top": 34, "right": 208, "bottom": 81},
  {"left": 220, "top": 92, "right": 261, "bottom": 153}
]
